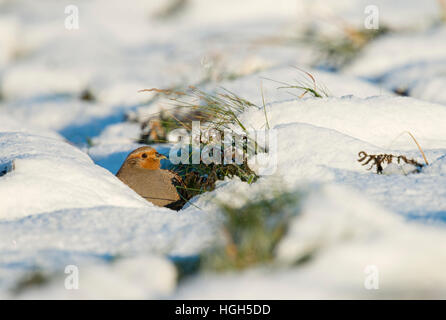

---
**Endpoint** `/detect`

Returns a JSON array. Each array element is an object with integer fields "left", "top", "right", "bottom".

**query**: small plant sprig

[
  {"left": 358, "top": 132, "right": 429, "bottom": 175},
  {"left": 264, "top": 68, "right": 329, "bottom": 99},
  {"left": 301, "top": 25, "right": 389, "bottom": 70},
  {"left": 200, "top": 189, "right": 303, "bottom": 272},
  {"left": 168, "top": 151, "right": 258, "bottom": 202},
  {"left": 358, "top": 151, "right": 425, "bottom": 174},
  {"left": 11, "top": 271, "right": 49, "bottom": 295},
  {"left": 171, "top": 86, "right": 257, "bottom": 132},
  {"left": 172, "top": 189, "right": 309, "bottom": 280},
  {"left": 153, "top": 0, "right": 188, "bottom": 20},
  {"left": 138, "top": 86, "right": 260, "bottom": 138}
]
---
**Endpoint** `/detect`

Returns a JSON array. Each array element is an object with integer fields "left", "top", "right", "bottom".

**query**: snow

[
  {"left": 0, "top": 132, "right": 150, "bottom": 220},
  {"left": 0, "top": 205, "right": 218, "bottom": 296},
  {"left": 240, "top": 95, "right": 446, "bottom": 150},
  {"left": 309, "top": 0, "right": 442, "bottom": 31},
  {"left": 175, "top": 185, "right": 446, "bottom": 299},
  {"left": 1, "top": 96, "right": 129, "bottom": 144},
  {"left": 1, "top": 0, "right": 446, "bottom": 299},
  {"left": 0, "top": 15, "right": 19, "bottom": 68},
  {"left": 380, "top": 60, "right": 446, "bottom": 105},
  {"left": 17, "top": 255, "right": 177, "bottom": 300},
  {"left": 0, "top": 112, "right": 62, "bottom": 140},
  {"left": 212, "top": 66, "right": 390, "bottom": 105},
  {"left": 345, "top": 27, "right": 446, "bottom": 78}
]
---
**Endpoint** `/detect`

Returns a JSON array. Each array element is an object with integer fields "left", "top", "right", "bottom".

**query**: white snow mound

[{"left": 0, "top": 132, "right": 149, "bottom": 219}]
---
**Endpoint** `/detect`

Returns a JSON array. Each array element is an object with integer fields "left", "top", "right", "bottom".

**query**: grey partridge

[{"left": 116, "top": 146, "right": 185, "bottom": 209}]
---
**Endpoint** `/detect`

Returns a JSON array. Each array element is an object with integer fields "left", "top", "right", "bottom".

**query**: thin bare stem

[
  {"left": 260, "top": 82, "right": 270, "bottom": 130},
  {"left": 406, "top": 131, "right": 429, "bottom": 165}
]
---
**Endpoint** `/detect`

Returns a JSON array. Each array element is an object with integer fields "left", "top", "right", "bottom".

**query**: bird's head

[{"left": 123, "top": 146, "right": 167, "bottom": 170}]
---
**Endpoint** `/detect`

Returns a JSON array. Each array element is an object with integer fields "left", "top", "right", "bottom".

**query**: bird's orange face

[{"left": 125, "top": 146, "right": 166, "bottom": 170}]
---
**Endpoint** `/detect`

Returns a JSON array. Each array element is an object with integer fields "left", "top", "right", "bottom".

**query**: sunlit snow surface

[{"left": 1, "top": 0, "right": 446, "bottom": 299}]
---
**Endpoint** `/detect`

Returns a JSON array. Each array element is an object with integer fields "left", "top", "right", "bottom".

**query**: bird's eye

[{"left": 142, "top": 153, "right": 147, "bottom": 158}]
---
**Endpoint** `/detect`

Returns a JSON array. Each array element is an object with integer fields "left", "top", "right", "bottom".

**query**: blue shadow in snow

[
  {"left": 404, "top": 211, "right": 446, "bottom": 225},
  {"left": 59, "top": 111, "right": 126, "bottom": 146}
]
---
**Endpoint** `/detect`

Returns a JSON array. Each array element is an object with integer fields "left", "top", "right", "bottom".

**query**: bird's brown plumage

[{"left": 116, "top": 146, "right": 185, "bottom": 209}]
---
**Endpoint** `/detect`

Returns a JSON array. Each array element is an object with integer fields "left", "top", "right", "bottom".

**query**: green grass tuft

[
  {"left": 301, "top": 26, "right": 389, "bottom": 70},
  {"left": 264, "top": 68, "right": 329, "bottom": 98},
  {"left": 12, "top": 270, "right": 49, "bottom": 295},
  {"left": 138, "top": 87, "right": 266, "bottom": 204},
  {"left": 200, "top": 189, "right": 302, "bottom": 271}
]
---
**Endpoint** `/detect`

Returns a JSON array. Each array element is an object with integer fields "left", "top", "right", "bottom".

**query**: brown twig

[{"left": 358, "top": 151, "right": 424, "bottom": 174}]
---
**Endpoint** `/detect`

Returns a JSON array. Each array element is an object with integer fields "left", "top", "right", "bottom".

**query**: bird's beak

[{"left": 156, "top": 153, "right": 167, "bottom": 160}]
